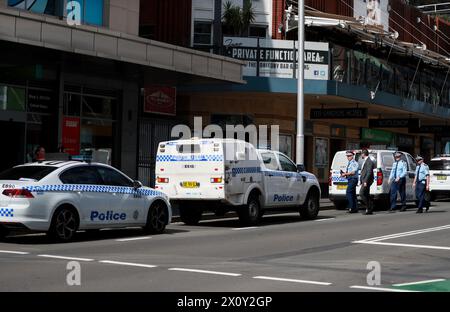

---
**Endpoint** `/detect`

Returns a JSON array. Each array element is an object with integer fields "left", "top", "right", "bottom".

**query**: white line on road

[
  {"left": 315, "top": 218, "right": 336, "bottom": 222},
  {"left": 0, "top": 250, "right": 30, "bottom": 255},
  {"left": 38, "top": 255, "right": 95, "bottom": 262},
  {"left": 393, "top": 279, "right": 446, "bottom": 287},
  {"left": 350, "top": 285, "right": 418, "bottom": 292},
  {"left": 99, "top": 260, "right": 157, "bottom": 268},
  {"left": 356, "top": 225, "right": 450, "bottom": 243},
  {"left": 116, "top": 236, "right": 152, "bottom": 242},
  {"left": 353, "top": 241, "right": 450, "bottom": 251},
  {"left": 168, "top": 268, "right": 242, "bottom": 277},
  {"left": 232, "top": 227, "right": 258, "bottom": 231},
  {"left": 253, "top": 276, "right": 332, "bottom": 286}
]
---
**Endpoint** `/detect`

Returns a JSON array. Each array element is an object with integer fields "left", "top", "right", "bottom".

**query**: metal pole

[{"left": 296, "top": 0, "right": 305, "bottom": 165}]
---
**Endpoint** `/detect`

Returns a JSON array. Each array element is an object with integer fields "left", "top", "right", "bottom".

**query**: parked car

[{"left": 429, "top": 155, "right": 450, "bottom": 200}]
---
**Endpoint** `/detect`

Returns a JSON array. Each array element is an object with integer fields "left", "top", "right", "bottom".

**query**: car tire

[
  {"left": 333, "top": 200, "right": 347, "bottom": 210},
  {"left": 144, "top": 201, "right": 168, "bottom": 234},
  {"left": 300, "top": 190, "right": 320, "bottom": 220},
  {"left": 0, "top": 226, "right": 8, "bottom": 239},
  {"left": 179, "top": 206, "right": 202, "bottom": 225},
  {"left": 48, "top": 206, "right": 79, "bottom": 242},
  {"left": 238, "top": 194, "right": 260, "bottom": 226}
]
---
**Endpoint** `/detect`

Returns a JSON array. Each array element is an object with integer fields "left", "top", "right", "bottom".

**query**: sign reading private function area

[
  {"left": 223, "top": 37, "right": 329, "bottom": 80},
  {"left": 143, "top": 86, "right": 176, "bottom": 116},
  {"left": 310, "top": 108, "right": 367, "bottom": 119}
]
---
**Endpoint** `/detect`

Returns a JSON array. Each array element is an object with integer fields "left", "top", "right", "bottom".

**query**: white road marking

[
  {"left": 38, "top": 255, "right": 94, "bottom": 262},
  {"left": 116, "top": 236, "right": 152, "bottom": 242},
  {"left": 393, "top": 279, "right": 446, "bottom": 287},
  {"left": 315, "top": 218, "right": 335, "bottom": 222},
  {"left": 99, "top": 260, "right": 157, "bottom": 268},
  {"left": 354, "top": 240, "right": 450, "bottom": 251},
  {"left": 253, "top": 276, "right": 332, "bottom": 286},
  {"left": 232, "top": 227, "right": 258, "bottom": 231},
  {"left": 356, "top": 225, "right": 450, "bottom": 243},
  {"left": 168, "top": 268, "right": 241, "bottom": 277},
  {"left": 350, "top": 285, "right": 418, "bottom": 292},
  {"left": 0, "top": 250, "right": 30, "bottom": 255}
]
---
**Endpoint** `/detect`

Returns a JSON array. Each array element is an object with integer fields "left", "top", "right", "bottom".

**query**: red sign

[
  {"left": 62, "top": 117, "right": 80, "bottom": 156},
  {"left": 144, "top": 86, "right": 176, "bottom": 116}
]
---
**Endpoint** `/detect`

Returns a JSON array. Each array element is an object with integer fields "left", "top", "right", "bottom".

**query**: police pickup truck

[{"left": 155, "top": 138, "right": 321, "bottom": 225}]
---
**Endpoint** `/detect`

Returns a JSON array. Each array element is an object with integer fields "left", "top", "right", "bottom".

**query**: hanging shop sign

[
  {"left": 62, "top": 116, "right": 80, "bottom": 156},
  {"left": 361, "top": 128, "right": 393, "bottom": 144},
  {"left": 310, "top": 108, "right": 367, "bottom": 119},
  {"left": 144, "top": 86, "right": 176, "bottom": 116},
  {"left": 409, "top": 125, "right": 450, "bottom": 133},
  {"left": 369, "top": 118, "right": 420, "bottom": 128},
  {"left": 223, "top": 37, "right": 329, "bottom": 80}
]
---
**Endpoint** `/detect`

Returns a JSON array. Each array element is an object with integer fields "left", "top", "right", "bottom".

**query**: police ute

[
  {"left": 429, "top": 155, "right": 450, "bottom": 200},
  {"left": 155, "top": 138, "right": 321, "bottom": 225},
  {"left": 0, "top": 160, "right": 172, "bottom": 241}
]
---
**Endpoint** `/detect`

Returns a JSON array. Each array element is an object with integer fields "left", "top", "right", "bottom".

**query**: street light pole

[{"left": 296, "top": 0, "right": 305, "bottom": 165}]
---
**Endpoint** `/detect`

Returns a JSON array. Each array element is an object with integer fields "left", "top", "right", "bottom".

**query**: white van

[
  {"left": 329, "top": 150, "right": 417, "bottom": 209},
  {"left": 155, "top": 138, "right": 321, "bottom": 225},
  {"left": 429, "top": 155, "right": 450, "bottom": 200}
]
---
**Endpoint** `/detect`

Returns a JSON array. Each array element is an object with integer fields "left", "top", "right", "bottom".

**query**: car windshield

[
  {"left": 429, "top": 160, "right": 450, "bottom": 170},
  {"left": 0, "top": 166, "right": 57, "bottom": 181}
]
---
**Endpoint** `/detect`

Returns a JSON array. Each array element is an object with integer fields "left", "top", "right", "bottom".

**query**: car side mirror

[
  {"left": 133, "top": 180, "right": 143, "bottom": 189},
  {"left": 297, "top": 164, "right": 305, "bottom": 172}
]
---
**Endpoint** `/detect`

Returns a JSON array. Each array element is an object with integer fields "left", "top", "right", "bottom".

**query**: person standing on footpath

[
  {"left": 413, "top": 155, "right": 430, "bottom": 213},
  {"left": 341, "top": 151, "right": 359, "bottom": 213},
  {"left": 359, "top": 149, "right": 376, "bottom": 215},
  {"left": 388, "top": 151, "right": 407, "bottom": 212}
]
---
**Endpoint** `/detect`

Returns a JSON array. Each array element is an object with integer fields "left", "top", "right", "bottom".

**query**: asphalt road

[{"left": 1, "top": 201, "right": 450, "bottom": 292}]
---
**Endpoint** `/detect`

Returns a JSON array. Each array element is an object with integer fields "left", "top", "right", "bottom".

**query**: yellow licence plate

[
  {"left": 181, "top": 181, "right": 200, "bottom": 188},
  {"left": 437, "top": 176, "right": 447, "bottom": 181},
  {"left": 337, "top": 185, "right": 348, "bottom": 190}
]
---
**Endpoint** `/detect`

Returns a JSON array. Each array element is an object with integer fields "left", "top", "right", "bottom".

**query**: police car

[
  {"left": 429, "top": 155, "right": 450, "bottom": 200},
  {"left": 0, "top": 160, "right": 172, "bottom": 241},
  {"left": 155, "top": 138, "right": 321, "bottom": 226}
]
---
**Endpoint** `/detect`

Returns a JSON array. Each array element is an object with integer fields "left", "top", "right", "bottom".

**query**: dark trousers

[
  {"left": 390, "top": 178, "right": 406, "bottom": 210},
  {"left": 360, "top": 182, "right": 373, "bottom": 212},
  {"left": 346, "top": 178, "right": 358, "bottom": 211},
  {"left": 416, "top": 182, "right": 426, "bottom": 210}
]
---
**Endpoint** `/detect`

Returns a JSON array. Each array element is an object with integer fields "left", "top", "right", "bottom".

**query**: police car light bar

[{"left": 70, "top": 155, "right": 93, "bottom": 162}]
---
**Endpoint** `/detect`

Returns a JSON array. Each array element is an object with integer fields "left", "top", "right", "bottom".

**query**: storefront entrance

[{"left": 0, "top": 121, "right": 25, "bottom": 172}]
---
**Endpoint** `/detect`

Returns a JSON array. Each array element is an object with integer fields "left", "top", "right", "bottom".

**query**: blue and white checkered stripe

[
  {"left": 156, "top": 155, "right": 223, "bottom": 162},
  {"left": 24, "top": 185, "right": 163, "bottom": 197},
  {"left": 231, "top": 167, "right": 261, "bottom": 177},
  {"left": 331, "top": 176, "right": 348, "bottom": 183},
  {"left": 0, "top": 208, "right": 14, "bottom": 218}
]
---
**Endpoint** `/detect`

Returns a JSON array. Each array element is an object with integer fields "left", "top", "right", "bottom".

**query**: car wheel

[
  {"left": 179, "top": 206, "right": 202, "bottom": 225},
  {"left": 48, "top": 207, "right": 79, "bottom": 242},
  {"left": 300, "top": 190, "right": 320, "bottom": 220},
  {"left": 144, "top": 201, "right": 168, "bottom": 234},
  {"left": 0, "top": 226, "right": 8, "bottom": 239},
  {"left": 238, "top": 194, "right": 260, "bottom": 226}
]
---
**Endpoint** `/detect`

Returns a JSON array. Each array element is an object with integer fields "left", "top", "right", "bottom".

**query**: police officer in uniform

[
  {"left": 388, "top": 151, "right": 408, "bottom": 212},
  {"left": 413, "top": 155, "right": 430, "bottom": 213},
  {"left": 341, "top": 151, "right": 359, "bottom": 213}
]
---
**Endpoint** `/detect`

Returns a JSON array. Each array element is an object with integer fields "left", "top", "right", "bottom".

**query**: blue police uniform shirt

[
  {"left": 346, "top": 159, "right": 359, "bottom": 179},
  {"left": 389, "top": 160, "right": 407, "bottom": 180},
  {"left": 416, "top": 164, "right": 430, "bottom": 184}
]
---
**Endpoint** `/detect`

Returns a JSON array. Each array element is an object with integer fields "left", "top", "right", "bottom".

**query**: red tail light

[
  {"left": 157, "top": 177, "right": 169, "bottom": 183},
  {"left": 2, "top": 189, "right": 34, "bottom": 198},
  {"left": 210, "top": 177, "right": 223, "bottom": 183},
  {"left": 328, "top": 170, "right": 332, "bottom": 186},
  {"left": 377, "top": 169, "right": 383, "bottom": 186}
]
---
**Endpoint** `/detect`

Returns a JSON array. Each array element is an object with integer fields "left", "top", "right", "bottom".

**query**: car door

[
  {"left": 405, "top": 153, "right": 417, "bottom": 200},
  {"left": 95, "top": 166, "right": 148, "bottom": 226},
  {"left": 59, "top": 166, "right": 106, "bottom": 227},
  {"left": 276, "top": 152, "right": 304, "bottom": 206},
  {"left": 259, "top": 151, "right": 284, "bottom": 207}
]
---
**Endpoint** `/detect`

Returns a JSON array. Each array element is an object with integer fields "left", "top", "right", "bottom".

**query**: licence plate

[
  {"left": 437, "top": 176, "right": 447, "bottom": 181},
  {"left": 181, "top": 181, "right": 200, "bottom": 188},
  {"left": 337, "top": 185, "right": 348, "bottom": 190}
]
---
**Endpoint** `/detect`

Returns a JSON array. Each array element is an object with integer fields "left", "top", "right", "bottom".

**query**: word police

[
  {"left": 90, "top": 211, "right": 126, "bottom": 221},
  {"left": 273, "top": 194, "right": 294, "bottom": 202}
]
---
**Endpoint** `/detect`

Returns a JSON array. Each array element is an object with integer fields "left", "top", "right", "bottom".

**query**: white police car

[
  {"left": 0, "top": 160, "right": 172, "bottom": 241},
  {"left": 429, "top": 155, "right": 450, "bottom": 200}
]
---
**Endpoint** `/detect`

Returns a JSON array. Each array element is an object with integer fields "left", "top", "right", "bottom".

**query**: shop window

[
  {"left": 193, "top": 21, "right": 212, "bottom": 51},
  {"left": 63, "top": 93, "right": 81, "bottom": 116},
  {"left": 0, "top": 85, "right": 25, "bottom": 111},
  {"left": 80, "top": 119, "right": 113, "bottom": 164},
  {"left": 249, "top": 25, "right": 267, "bottom": 38},
  {"left": 279, "top": 134, "right": 293, "bottom": 160},
  {"left": 82, "top": 96, "right": 116, "bottom": 120}
]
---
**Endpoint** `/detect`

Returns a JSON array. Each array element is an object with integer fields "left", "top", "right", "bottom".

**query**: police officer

[
  {"left": 388, "top": 151, "right": 407, "bottom": 212},
  {"left": 413, "top": 155, "right": 430, "bottom": 213},
  {"left": 341, "top": 151, "right": 359, "bottom": 213}
]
